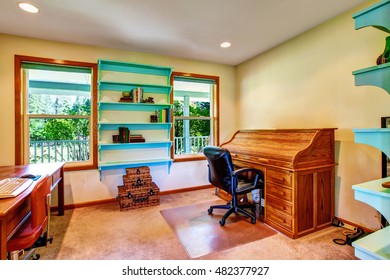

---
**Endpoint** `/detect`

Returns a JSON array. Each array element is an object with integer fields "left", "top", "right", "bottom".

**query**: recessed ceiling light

[
  {"left": 18, "top": 2, "right": 39, "bottom": 13},
  {"left": 220, "top": 42, "right": 231, "bottom": 48}
]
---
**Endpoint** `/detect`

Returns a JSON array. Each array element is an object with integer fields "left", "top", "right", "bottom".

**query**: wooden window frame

[
  {"left": 170, "top": 71, "right": 220, "bottom": 162},
  {"left": 14, "top": 55, "right": 98, "bottom": 171}
]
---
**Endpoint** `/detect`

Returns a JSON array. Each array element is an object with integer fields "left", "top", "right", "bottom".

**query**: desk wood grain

[{"left": 0, "top": 162, "right": 65, "bottom": 259}]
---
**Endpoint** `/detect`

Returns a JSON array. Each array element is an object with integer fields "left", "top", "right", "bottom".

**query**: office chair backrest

[
  {"left": 31, "top": 175, "right": 51, "bottom": 230},
  {"left": 203, "top": 146, "right": 234, "bottom": 192}
]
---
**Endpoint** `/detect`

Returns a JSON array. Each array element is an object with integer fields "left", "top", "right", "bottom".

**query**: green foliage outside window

[
  {"left": 174, "top": 100, "right": 210, "bottom": 138},
  {"left": 29, "top": 94, "right": 90, "bottom": 141}
]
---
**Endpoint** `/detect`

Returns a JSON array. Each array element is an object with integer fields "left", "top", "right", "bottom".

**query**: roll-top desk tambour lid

[
  {"left": 221, "top": 128, "right": 336, "bottom": 170},
  {"left": 220, "top": 128, "right": 337, "bottom": 239}
]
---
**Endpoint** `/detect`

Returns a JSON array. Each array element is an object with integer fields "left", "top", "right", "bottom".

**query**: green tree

[
  {"left": 29, "top": 94, "right": 90, "bottom": 141},
  {"left": 174, "top": 100, "right": 210, "bottom": 138}
]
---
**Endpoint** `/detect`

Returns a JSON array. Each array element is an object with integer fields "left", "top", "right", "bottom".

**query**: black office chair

[{"left": 203, "top": 146, "right": 264, "bottom": 226}]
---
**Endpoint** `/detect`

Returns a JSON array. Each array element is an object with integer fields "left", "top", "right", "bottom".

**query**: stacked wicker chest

[{"left": 117, "top": 166, "right": 160, "bottom": 211}]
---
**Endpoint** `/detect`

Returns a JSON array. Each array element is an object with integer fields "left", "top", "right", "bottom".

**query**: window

[
  {"left": 171, "top": 72, "right": 219, "bottom": 161},
  {"left": 15, "top": 56, "right": 97, "bottom": 170}
]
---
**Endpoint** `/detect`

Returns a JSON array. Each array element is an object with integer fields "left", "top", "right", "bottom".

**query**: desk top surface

[{"left": 0, "top": 163, "right": 64, "bottom": 217}]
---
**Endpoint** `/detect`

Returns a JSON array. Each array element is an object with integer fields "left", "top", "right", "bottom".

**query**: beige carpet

[
  {"left": 35, "top": 188, "right": 357, "bottom": 260},
  {"left": 160, "top": 200, "right": 277, "bottom": 258}
]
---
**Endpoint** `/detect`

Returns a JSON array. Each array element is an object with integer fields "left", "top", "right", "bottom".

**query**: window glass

[
  {"left": 172, "top": 73, "right": 219, "bottom": 160},
  {"left": 15, "top": 56, "right": 97, "bottom": 170},
  {"left": 25, "top": 66, "right": 92, "bottom": 165}
]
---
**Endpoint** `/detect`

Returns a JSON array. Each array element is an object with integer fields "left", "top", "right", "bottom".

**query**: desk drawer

[
  {"left": 266, "top": 207, "right": 292, "bottom": 231},
  {"left": 5, "top": 198, "right": 30, "bottom": 239},
  {"left": 266, "top": 194, "right": 292, "bottom": 215},
  {"left": 266, "top": 182, "right": 292, "bottom": 202},
  {"left": 266, "top": 169, "right": 292, "bottom": 187}
]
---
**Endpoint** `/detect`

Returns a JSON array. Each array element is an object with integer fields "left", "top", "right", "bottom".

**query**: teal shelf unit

[
  {"left": 97, "top": 59, "right": 173, "bottom": 178},
  {"left": 352, "top": 63, "right": 390, "bottom": 94},
  {"left": 352, "top": 0, "right": 390, "bottom": 94},
  {"left": 98, "top": 141, "right": 173, "bottom": 179},
  {"left": 98, "top": 101, "right": 171, "bottom": 111},
  {"left": 98, "top": 122, "right": 172, "bottom": 131},
  {"left": 351, "top": 1, "right": 390, "bottom": 260},
  {"left": 98, "top": 158, "right": 173, "bottom": 180},
  {"left": 353, "top": 223, "right": 390, "bottom": 260},
  {"left": 98, "top": 81, "right": 172, "bottom": 95},
  {"left": 99, "top": 158, "right": 173, "bottom": 171},
  {"left": 352, "top": 0, "right": 390, "bottom": 33},
  {"left": 98, "top": 59, "right": 172, "bottom": 79},
  {"left": 99, "top": 141, "right": 172, "bottom": 151},
  {"left": 353, "top": 128, "right": 390, "bottom": 158},
  {"left": 352, "top": 178, "right": 390, "bottom": 260}
]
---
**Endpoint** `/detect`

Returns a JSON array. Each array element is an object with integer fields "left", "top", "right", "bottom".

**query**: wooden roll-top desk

[{"left": 221, "top": 128, "right": 337, "bottom": 239}]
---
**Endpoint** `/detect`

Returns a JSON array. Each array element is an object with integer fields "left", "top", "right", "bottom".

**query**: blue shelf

[
  {"left": 99, "top": 81, "right": 172, "bottom": 95},
  {"left": 353, "top": 226, "right": 390, "bottom": 260},
  {"left": 352, "top": 63, "right": 390, "bottom": 94},
  {"left": 98, "top": 159, "right": 173, "bottom": 180},
  {"left": 352, "top": 0, "right": 390, "bottom": 33},
  {"left": 99, "top": 141, "right": 172, "bottom": 151},
  {"left": 98, "top": 122, "right": 172, "bottom": 131},
  {"left": 353, "top": 128, "right": 390, "bottom": 158},
  {"left": 352, "top": 176, "right": 390, "bottom": 260},
  {"left": 352, "top": 176, "right": 390, "bottom": 223},
  {"left": 98, "top": 159, "right": 173, "bottom": 179},
  {"left": 98, "top": 101, "right": 171, "bottom": 111},
  {"left": 98, "top": 59, "right": 173, "bottom": 77}
]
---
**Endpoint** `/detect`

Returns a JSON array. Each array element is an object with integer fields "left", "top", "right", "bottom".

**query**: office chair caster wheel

[
  {"left": 219, "top": 220, "right": 225, "bottom": 226},
  {"left": 207, "top": 208, "right": 213, "bottom": 214},
  {"left": 251, "top": 218, "right": 256, "bottom": 224},
  {"left": 32, "top": 253, "right": 40, "bottom": 260}
]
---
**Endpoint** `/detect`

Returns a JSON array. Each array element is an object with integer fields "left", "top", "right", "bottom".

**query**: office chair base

[
  {"left": 8, "top": 248, "right": 40, "bottom": 260},
  {"left": 208, "top": 204, "right": 257, "bottom": 226}
]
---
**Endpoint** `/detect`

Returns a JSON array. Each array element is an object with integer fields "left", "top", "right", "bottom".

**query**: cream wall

[
  {"left": 236, "top": 0, "right": 388, "bottom": 230},
  {"left": 0, "top": 34, "right": 237, "bottom": 205}
]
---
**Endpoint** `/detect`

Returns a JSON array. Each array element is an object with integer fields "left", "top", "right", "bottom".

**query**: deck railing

[
  {"left": 30, "top": 136, "right": 208, "bottom": 163},
  {"left": 30, "top": 139, "right": 89, "bottom": 163},
  {"left": 174, "top": 136, "right": 209, "bottom": 155}
]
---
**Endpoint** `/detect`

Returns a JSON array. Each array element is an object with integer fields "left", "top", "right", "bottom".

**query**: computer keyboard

[{"left": 0, "top": 177, "right": 33, "bottom": 199}]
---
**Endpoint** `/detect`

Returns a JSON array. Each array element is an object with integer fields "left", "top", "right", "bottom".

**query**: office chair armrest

[
  {"left": 232, "top": 168, "right": 263, "bottom": 177},
  {"left": 232, "top": 168, "right": 264, "bottom": 188}
]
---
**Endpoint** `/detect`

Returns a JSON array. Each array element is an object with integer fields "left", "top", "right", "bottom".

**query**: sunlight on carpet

[{"left": 160, "top": 200, "right": 277, "bottom": 258}]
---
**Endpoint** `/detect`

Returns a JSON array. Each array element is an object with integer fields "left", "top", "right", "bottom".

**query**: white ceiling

[{"left": 0, "top": 0, "right": 369, "bottom": 66}]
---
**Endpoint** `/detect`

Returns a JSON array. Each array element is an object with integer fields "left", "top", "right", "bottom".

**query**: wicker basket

[
  {"left": 117, "top": 182, "right": 160, "bottom": 211},
  {"left": 125, "top": 166, "right": 150, "bottom": 176},
  {"left": 122, "top": 174, "right": 152, "bottom": 190}
]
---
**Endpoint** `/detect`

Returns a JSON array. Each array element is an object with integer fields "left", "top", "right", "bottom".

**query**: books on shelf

[
  {"left": 132, "top": 87, "right": 143, "bottom": 103},
  {"left": 156, "top": 108, "right": 170, "bottom": 123},
  {"left": 117, "top": 127, "right": 145, "bottom": 143},
  {"left": 119, "top": 127, "right": 130, "bottom": 143},
  {"left": 130, "top": 135, "right": 146, "bottom": 143}
]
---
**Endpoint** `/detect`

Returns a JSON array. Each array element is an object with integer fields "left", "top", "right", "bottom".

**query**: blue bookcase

[
  {"left": 97, "top": 59, "right": 173, "bottom": 179},
  {"left": 351, "top": 0, "right": 390, "bottom": 260}
]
